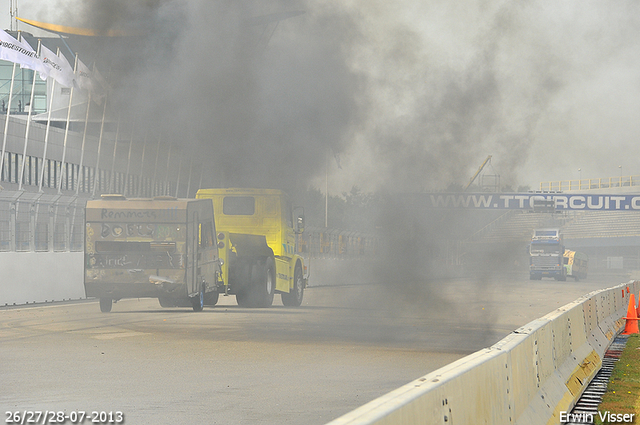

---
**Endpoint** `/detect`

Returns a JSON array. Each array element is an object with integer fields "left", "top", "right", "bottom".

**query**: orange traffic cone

[
  {"left": 622, "top": 294, "right": 639, "bottom": 335},
  {"left": 637, "top": 292, "right": 640, "bottom": 319}
]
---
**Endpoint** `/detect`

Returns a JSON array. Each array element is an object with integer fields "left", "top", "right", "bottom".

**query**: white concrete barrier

[
  {"left": 327, "top": 281, "right": 639, "bottom": 425},
  {"left": 0, "top": 252, "right": 85, "bottom": 305}
]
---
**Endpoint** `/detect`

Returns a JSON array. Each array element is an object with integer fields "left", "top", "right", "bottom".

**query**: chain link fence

[
  {"left": 297, "top": 226, "right": 378, "bottom": 259},
  {"left": 0, "top": 193, "right": 85, "bottom": 252},
  {"left": 1, "top": 196, "right": 383, "bottom": 258}
]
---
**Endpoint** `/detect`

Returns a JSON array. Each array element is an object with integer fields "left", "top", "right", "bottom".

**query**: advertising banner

[{"left": 416, "top": 193, "right": 640, "bottom": 210}]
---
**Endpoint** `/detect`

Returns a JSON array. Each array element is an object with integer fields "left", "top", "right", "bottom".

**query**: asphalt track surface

[{"left": 0, "top": 272, "right": 629, "bottom": 425}]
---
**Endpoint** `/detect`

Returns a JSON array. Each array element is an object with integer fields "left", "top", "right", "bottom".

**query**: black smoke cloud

[
  {"left": 30, "top": 0, "right": 640, "bottom": 193},
  {"left": 335, "top": 2, "right": 570, "bottom": 193},
  {"left": 59, "top": 0, "right": 364, "bottom": 194},
  {"left": 20, "top": 0, "right": 640, "bottom": 351},
  {"left": 18, "top": 0, "right": 640, "bottom": 195}
]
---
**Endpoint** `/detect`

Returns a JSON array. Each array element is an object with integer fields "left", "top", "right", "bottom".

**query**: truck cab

[
  {"left": 529, "top": 228, "right": 566, "bottom": 281},
  {"left": 196, "top": 188, "right": 308, "bottom": 307}
]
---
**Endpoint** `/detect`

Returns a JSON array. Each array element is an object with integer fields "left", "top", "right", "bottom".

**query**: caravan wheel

[
  {"left": 191, "top": 284, "right": 205, "bottom": 312},
  {"left": 99, "top": 298, "right": 112, "bottom": 313}
]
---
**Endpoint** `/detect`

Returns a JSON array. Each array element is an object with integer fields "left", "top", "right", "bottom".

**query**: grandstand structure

[
  {"left": 0, "top": 109, "right": 197, "bottom": 252},
  {"left": 0, "top": 30, "right": 207, "bottom": 253}
]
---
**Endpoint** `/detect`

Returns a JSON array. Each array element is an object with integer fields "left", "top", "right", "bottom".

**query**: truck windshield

[{"left": 530, "top": 243, "right": 561, "bottom": 254}]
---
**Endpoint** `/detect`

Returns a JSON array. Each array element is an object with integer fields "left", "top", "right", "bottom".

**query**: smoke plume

[
  {"left": 14, "top": 0, "right": 640, "bottom": 346},
  {"left": 21, "top": 0, "right": 640, "bottom": 192}
]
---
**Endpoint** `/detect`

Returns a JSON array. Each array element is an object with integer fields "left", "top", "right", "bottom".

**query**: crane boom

[{"left": 464, "top": 155, "right": 492, "bottom": 192}]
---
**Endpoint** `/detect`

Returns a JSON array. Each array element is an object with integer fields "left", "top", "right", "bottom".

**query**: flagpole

[
  {"left": 1, "top": 32, "right": 21, "bottom": 249},
  {"left": 18, "top": 39, "right": 40, "bottom": 190},
  {"left": 185, "top": 154, "right": 193, "bottom": 198},
  {"left": 91, "top": 90, "right": 109, "bottom": 198},
  {"left": 108, "top": 113, "right": 121, "bottom": 193},
  {"left": 136, "top": 129, "right": 148, "bottom": 197},
  {"left": 75, "top": 64, "right": 95, "bottom": 196},
  {"left": 325, "top": 148, "right": 328, "bottom": 228},
  {"left": 123, "top": 120, "right": 135, "bottom": 197},
  {"left": 174, "top": 153, "right": 182, "bottom": 197},
  {"left": 152, "top": 134, "right": 161, "bottom": 196},
  {"left": 164, "top": 144, "right": 172, "bottom": 195},
  {"left": 75, "top": 96, "right": 91, "bottom": 194},
  {"left": 0, "top": 56, "right": 18, "bottom": 182},
  {"left": 38, "top": 52, "right": 59, "bottom": 192},
  {"left": 57, "top": 53, "right": 78, "bottom": 194},
  {"left": 0, "top": 30, "right": 46, "bottom": 184}
]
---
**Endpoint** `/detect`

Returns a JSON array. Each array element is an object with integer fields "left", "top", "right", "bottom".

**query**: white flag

[
  {"left": 91, "top": 66, "right": 110, "bottom": 105},
  {"left": 75, "top": 58, "right": 93, "bottom": 91},
  {"left": 0, "top": 29, "right": 42, "bottom": 73},
  {"left": 93, "top": 66, "right": 110, "bottom": 92},
  {"left": 40, "top": 44, "right": 75, "bottom": 88}
]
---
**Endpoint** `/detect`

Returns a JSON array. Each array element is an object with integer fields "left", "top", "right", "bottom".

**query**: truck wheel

[
  {"left": 205, "top": 291, "right": 219, "bottom": 306},
  {"left": 236, "top": 258, "right": 275, "bottom": 308},
  {"left": 236, "top": 290, "right": 250, "bottom": 307},
  {"left": 158, "top": 297, "right": 176, "bottom": 308},
  {"left": 253, "top": 257, "right": 275, "bottom": 307},
  {"left": 191, "top": 283, "right": 205, "bottom": 312},
  {"left": 99, "top": 298, "right": 112, "bottom": 313},
  {"left": 282, "top": 264, "right": 304, "bottom": 307}
]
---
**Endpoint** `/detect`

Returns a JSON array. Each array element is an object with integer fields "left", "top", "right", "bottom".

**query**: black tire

[
  {"left": 99, "top": 298, "right": 112, "bottom": 313},
  {"left": 236, "top": 290, "right": 250, "bottom": 307},
  {"left": 282, "top": 264, "right": 304, "bottom": 307},
  {"left": 191, "top": 283, "right": 205, "bottom": 312},
  {"left": 253, "top": 257, "right": 275, "bottom": 308},
  {"left": 204, "top": 291, "right": 220, "bottom": 306},
  {"left": 237, "top": 257, "right": 275, "bottom": 308},
  {"left": 158, "top": 297, "right": 176, "bottom": 308}
]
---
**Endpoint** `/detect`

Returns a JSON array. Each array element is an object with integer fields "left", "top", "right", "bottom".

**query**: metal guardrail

[
  {"left": 298, "top": 227, "right": 463, "bottom": 267},
  {"left": 540, "top": 175, "right": 640, "bottom": 191},
  {"left": 0, "top": 197, "right": 381, "bottom": 257},
  {"left": 1, "top": 150, "right": 177, "bottom": 198},
  {"left": 297, "top": 226, "right": 378, "bottom": 259},
  {"left": 0, "top": 195, "right": 85, "bottom": 252}
]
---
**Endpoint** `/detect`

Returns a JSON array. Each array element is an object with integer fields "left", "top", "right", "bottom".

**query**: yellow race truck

[
  {"left": 85, "top": 195, "right": 221, "bottom": 312},
  {"left": 196, "top": 188, "right": 308, "bottom": 307}
]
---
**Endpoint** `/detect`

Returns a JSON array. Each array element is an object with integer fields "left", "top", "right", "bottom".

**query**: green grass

[{"left": 595, "top": 334, "right": 640, "bottom": 424}]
